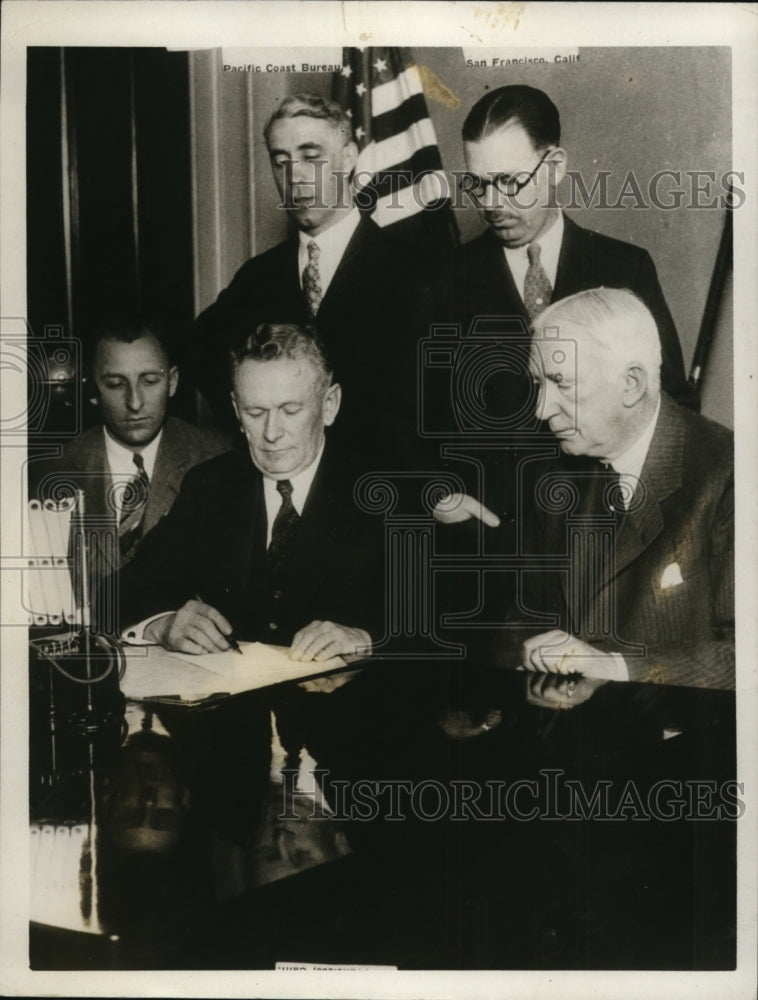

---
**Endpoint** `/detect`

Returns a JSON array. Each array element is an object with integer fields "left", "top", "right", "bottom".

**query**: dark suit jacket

[
  {"left": 33, "top": 417, "right": 231, "bottom": 584},
  {"left": 434, "top": 215, "right": 696, "bottom": 409},
  {"left": 192, "top": 215, "right": 425, "bottom": 467},
  {"left": 115, "top": 442, "right": 386, "bottom": 647},
  {"left": 493, "top": 394, "right": 734, "bottom": 689}
]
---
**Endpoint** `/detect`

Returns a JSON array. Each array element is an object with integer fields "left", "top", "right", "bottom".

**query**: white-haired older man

[{"left": 437, "top": 287, "right": 734, "bottom": 689}]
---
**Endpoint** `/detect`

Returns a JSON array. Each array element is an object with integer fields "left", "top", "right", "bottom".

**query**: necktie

[
  {"left": 523, "top": 242, "right": 552, "bottom": 319},
  {"left": 268, "top": 479, "right": 300, "bottom": 576},
  {"left": 302, "top": 240, "right": 323, "bottom": 318},
  {"left": 571, "top": 460, "right": 622, "bottom": 631},
  {"left": 580, "top": 460, "right": 625, "bottom": 519},
  {"left": 118, "top": 451, "right": 150, "bottom": 559}
]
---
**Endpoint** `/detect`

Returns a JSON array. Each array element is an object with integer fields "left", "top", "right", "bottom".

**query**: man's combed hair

[
  {"left": 534, "top": 287, "right": 663, "bottom": 393},
  {"left": 462, "top": 85, "right": 561, "bottom": 150},
  {"left": 263, "top": 93, "right": 355, "bottom": 147},
  {"left": 230, "top": 323, "right": 334, "bottom": 392},
  {"left": 86, "top": 313, "right": 175, "bottom": 370}
]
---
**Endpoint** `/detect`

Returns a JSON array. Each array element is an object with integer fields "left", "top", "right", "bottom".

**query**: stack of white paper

[{"left": 120, "top": 641, "right": 346, "bottom": 703}]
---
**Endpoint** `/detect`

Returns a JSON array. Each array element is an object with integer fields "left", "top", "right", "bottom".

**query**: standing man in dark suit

[
  {"left": 437, "top": 288, "right": 733, "bottom": 690},
  {"left": 192, "top": 93, "right": 423, "bottom": 467},
  {"left": 33, "top": 318, "right": 229, "bottom": 592},
  {"left": 435, "top": 84, "right": 696, "bottom": 411},
  {"left": 118, "top": 324, "right": 384, "bottom": 663}
]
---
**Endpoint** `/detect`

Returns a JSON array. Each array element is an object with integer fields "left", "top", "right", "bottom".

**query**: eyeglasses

[{"left": 460, "top": 148, "right": 554, "bottom": 201}]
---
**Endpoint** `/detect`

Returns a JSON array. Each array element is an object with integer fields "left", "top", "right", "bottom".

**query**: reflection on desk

[{"left": 29, "top": 659, "right": 737, "bottom": 971}]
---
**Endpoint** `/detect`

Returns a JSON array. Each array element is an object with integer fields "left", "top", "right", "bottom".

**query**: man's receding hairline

[{"left": 94, "top": 332, "right": 170, "bottom": 370}]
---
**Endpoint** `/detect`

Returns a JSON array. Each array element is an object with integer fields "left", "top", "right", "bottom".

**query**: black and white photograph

[{"left": 1, "top": 3, "right": 757, "bottom": 998}]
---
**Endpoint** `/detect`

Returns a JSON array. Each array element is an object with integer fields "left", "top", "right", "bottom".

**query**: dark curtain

[{"left": 26, "top": 47, "right": 196, "bottom": 433}]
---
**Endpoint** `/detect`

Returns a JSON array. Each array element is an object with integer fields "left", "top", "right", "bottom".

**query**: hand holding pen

[
  {"left": 143, "top": 595, "right": 243, "bottom": 655},
  {"left": 195, "top": 594, "right": 243, "bottom": 654}
]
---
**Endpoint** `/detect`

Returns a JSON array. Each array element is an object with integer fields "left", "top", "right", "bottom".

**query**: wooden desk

[{"left": 29, "top": 659, "right": 736, "bottom": 971}]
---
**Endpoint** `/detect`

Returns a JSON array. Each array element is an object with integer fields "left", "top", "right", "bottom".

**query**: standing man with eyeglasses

[
  {"left": 433, "top": 84, "right": 694, "bottom": 410},
  {"left": 425, "top": 86, "right": 695, "bottom": 639}
]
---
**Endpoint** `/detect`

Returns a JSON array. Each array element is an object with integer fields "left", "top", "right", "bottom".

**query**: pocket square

[{"left": 660, "top": 562, "right": 684, "bottom": 590}]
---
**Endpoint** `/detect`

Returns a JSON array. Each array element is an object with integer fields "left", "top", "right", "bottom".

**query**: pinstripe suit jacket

[
  {"left": 495, "top": 394, "right": 734, "bottom": 689},
  {"left": 35, "top": 417, "right": 231, "bottom": 581}
]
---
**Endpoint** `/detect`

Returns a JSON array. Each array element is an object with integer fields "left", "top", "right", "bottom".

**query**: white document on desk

[{"left": 120, "top": 641, "right": 345, "bottom": 702}]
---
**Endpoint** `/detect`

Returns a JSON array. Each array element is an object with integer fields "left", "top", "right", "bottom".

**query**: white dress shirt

[
  {"left": 606, "top": 396, "right": 661, "bottom": 509},
  {"left": 103, "top": 426, "right": 162, "bottom": 516},
  {"left": 503, "top": 211, "right": 564, "bottom": 301},
  {"left": 262, "top": 444, "right": 323, "bottom": 547},
  {"left": 297, "top": 208, "right": 361, "bottom": 301}
]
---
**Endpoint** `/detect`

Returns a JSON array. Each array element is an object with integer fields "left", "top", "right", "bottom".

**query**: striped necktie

[
  {"left": 118, "top": 451, "right": 150, "bottom": 560},
  {"left": 523, "top": 241, "right": 552, "bottom": 319},
  {"left": 302, "top": 240, "right": 323, "bottom": 317}
]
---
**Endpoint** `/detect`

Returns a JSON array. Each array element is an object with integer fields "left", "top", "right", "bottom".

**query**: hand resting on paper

[
  {"left": 144, "top": 599, "right": 235, "bottom": 654},
  {"left": 289, "top": 620, "right": 372, "bottom": 663}
]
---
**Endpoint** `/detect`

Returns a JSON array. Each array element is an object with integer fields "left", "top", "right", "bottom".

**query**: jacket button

[
  {"left": 273, "top": 589, "right": 283, "bottom": 600},
  {"left": 269, "top": 622, "right": 278, "bottom": 631}
]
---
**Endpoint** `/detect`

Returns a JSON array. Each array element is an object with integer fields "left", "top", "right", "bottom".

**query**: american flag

[{"left": 332, "top": 47, "right": 459, "bottom": 256}]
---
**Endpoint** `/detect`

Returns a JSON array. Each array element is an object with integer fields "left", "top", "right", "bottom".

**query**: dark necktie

[
  {"left": 268, "top": 479, "right": 300, "bottom": 576},
  {"left": 581, "top": 460, "right": 625, "bottom": 518},
  {"left": 118, "top": 451, "right": 150, "bottom": 559},
  {"left": 302, "top": 240, "right": 323, "bottom": 318},
  {"left": 523, "top": 241, "right": 552, "bottom": 319},
  {"left": 573, "top": 459, "right": 624, "bottom": 619}
]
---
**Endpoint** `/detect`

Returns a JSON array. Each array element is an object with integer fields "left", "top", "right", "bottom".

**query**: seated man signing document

[
  {"left": 115, "top": 324, "right": 384, "bottom": 662},
  {"left": 436, "top": 288, "right": 734, "bottom": 690}
]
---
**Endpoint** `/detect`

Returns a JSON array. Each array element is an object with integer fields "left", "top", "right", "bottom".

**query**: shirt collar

[
  {"left": 298, "top": 207, "right": 361, "bottom": 259},
  {"left": 261, "top": 440, "right": 325, "bottom": 517},
  {"left": 502, "top": 210, "right": 564, "bottom": 284},
  {"left": 608, "top": 395, "right": 661, "bottom": 481},
  {"left": 103, "top": 425, "right": 163, "bottom": 480}
]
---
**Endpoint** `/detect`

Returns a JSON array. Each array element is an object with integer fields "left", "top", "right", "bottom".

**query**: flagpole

[{"left": 688, "top": 190, "right": 733, "bottom": 392}]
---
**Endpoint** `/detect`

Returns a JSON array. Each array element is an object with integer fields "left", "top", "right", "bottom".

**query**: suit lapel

[
  {"left": 318, "top": 216, "right": 373, "bottom": 315},
  {"left": 144, "top": 420, "right": 192, "bottom": 534},
  {"left": 599, "top": 395, "right": 684, "bottom": 591},
  {"left": 285, "top": 446, "right": 346, "bottom": 599},
  {"left": 468, "top": 232, "right": 527, "bottom": 323},
  {"left": 283, "top": 237, "right": 309, "bottom": 315},
  {"left": 69, "top": 430, "right": 110, "bottom": 520},
  {"left": 220, "top": 451, "right": 267, "bottom": 597},
  {"left": 65, "top": 429, "right": 118, "bottom": 577},
  {"left": 552, "top": 215, "right": 582, "bottom": 301}
]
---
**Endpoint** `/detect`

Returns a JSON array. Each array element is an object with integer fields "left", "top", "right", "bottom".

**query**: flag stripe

[
  {"left": 372, "top": 190, "right": 432, "bottom": 227},
  {"left": 332, "top": 47, "right": 459, "bottom": 248},
  {"left": 371, "top": 66, "right": 424, "bottom": 117},
  {"left": 356, "top": 147, "right": 449, "bottom": 199},
  {"left": 359, "top": 118, "right": 439, "bottom": 175},
  {"left": 371, "top": 92, "right": 431, "bottom": 145}
]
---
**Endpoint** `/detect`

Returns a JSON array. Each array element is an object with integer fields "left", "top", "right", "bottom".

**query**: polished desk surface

[{"left": 29, "top": 654, "right": 736, "bottom": 971}]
